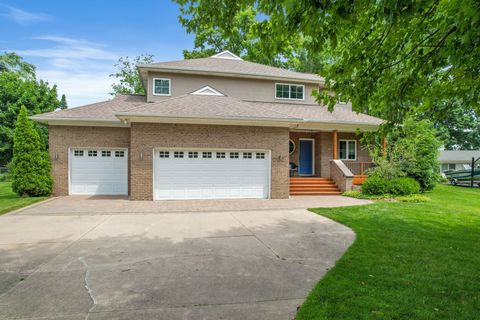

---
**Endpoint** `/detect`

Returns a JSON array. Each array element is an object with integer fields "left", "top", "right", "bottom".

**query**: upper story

[{"left": 137, "top": 51, "right": 325, "bottom": 105}]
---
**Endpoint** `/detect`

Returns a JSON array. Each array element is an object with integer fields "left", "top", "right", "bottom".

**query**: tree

[
  {"left": 175, "top": 0, "right": 480, "bottom": 121},
  {"left": 11, "top": 106, "right": 53, "bottom": 197},
  {"left": 0, "top": 52, "right": 36, "bottom": 80},
  {"left": 420, "top": 100, "right": 480, "bottom": 150},
  {"left": 0, "top": 54, "right": 61, "bottom": 166},
  {"left": 59, "top": 94, "right": 68, "bottom": 110},
  {"left": 110, "top": 54, "right": 155, "bottom": 95},
  {"left": 176, "top": 3, "right": 304, "bottom": 68}
]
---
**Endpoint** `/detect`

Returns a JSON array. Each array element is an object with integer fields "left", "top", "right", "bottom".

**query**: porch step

[
  {"left": 290, "top": 191, "right": 343, "bottom": 195},
  {"left": 289, "top": 177, "right": 342, "bottom": 196}
]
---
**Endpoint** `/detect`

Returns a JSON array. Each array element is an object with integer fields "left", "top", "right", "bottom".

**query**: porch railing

[{"left": 344, "top": 162, "right": 375, "bottom": 175}]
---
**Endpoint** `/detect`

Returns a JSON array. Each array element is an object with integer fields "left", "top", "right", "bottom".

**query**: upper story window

[
  {"left": 153, "top": 78, "right": 171, "bottom": 96},
  {"left": 275, "top": 83, "right": 304, "bottom": 100},
  {"left": 339, "top": 140, "right": 357, "bottom": 160}
]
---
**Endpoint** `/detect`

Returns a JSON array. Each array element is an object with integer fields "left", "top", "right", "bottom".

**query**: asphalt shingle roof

[
  {"left": 33, "top": 94, "right": 383, "bottom": 127},
  {"left": 139, "top": 57, "right": 323, "bottom": 83}
]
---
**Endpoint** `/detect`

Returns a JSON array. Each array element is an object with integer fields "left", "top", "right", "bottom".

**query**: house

[
  {"left": 32, "top": 51, "right": 383, "bottom": 200},
  {"left": 439, "top": 150, "right": 480, "bottom": 172}
]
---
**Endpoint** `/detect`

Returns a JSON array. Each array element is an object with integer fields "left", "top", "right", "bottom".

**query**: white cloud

[
  {"left": 0, "top": 5, "right": 51, "bottom": 24},
  {"left": 12, "top": 36, "right": 121, "bottom": 107}
]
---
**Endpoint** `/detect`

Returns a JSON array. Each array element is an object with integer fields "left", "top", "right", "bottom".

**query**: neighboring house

[
  {"left": 439, "top": 150, "right": 480, "bottom": 172},
  {"left": 32, "top": 51, "right": 383, "bottom": 200}
]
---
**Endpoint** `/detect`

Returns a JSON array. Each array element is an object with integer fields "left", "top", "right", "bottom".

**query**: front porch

[{"left": 289, "top": 130, "right": 374, "bottom": 195}]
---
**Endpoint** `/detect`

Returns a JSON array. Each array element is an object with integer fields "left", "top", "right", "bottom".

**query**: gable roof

[{"left": 138, "top": 51, "right": 323, "bottom": 84}]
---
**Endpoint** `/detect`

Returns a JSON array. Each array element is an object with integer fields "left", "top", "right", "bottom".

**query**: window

[
  {"left": 153, "top": 78, "right": 170, "bottom": 96},
  {"left": 174, "top": 151, "right": 184, "bottom": 158},
  {"left": 159, "top": 151, "right": 169, "bottom": 158},
  {"left": 188, "top": 151, "right": 198, "bottom": 158},
  {"left": 339, "top": 140, "right": 356, "bottom": 160},
  {"left": 230, "top": 152, "right": 239, "bottom": 159},
  {"left": 202, "top": 152, "right": 212, "bottom": 158},
  {"left": 74, "top": 150, "right": 83, "bottom": 157},
  {"left": 115, "top": 151, "right": 125, "bottom": 158},
  {"left": 216, "top": 152, "right": 226, "bottom": 159},
  {"left": 441, "top": 163, "right": 456, "bottom": 172},
  {"left": 275, "top": 83, "right": 304, "bottom": 100},
  {"left": 256, "top": 152, "right": 265, "bottom": 159},
  {"left": 243, "top": 152, "right": 252, "bottom": 159},
  {"left": 289, "top": 140, "right": 295, "bottom": 154},
  {"left": 88, "top": 150, "right": 97, "bottom": 157}
]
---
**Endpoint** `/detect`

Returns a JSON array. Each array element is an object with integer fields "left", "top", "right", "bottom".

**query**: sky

[{"left": 0, "top": 0, "right": 195, "bottom": 107}]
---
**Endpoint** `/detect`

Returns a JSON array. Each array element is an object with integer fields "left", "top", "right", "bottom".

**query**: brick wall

[
  {"left": 48, "top": 126, "right": 130, "bottom": 196},
  {"left": 130, "top": 123, "right": 290, "bottom": 200}
]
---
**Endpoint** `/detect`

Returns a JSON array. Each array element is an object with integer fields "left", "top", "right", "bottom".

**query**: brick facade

[
  {"left": 48, "top": 126, "right": 131, "bottom": 196},
  {"left": 129, "top": 123, "right": 290, "bottom": 200}
]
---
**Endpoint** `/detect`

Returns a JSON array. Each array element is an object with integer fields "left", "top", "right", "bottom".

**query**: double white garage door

[
  {"left": 70, "top": 148, "right": 270, "bottom": 200},
  {"left": 154, "top": 149, "right": 270, "bottom": 200}
]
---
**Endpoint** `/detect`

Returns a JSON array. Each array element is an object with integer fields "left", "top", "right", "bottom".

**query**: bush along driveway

[
  {"left": 0, "top": 181, "right": 47, "bottom": 216},
  {"left": 297, "top": 184, "right": 480, "bottom": 319}
]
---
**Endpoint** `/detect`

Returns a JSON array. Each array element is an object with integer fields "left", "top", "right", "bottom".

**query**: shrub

[
  {"left": 11, "top": 106, "right": 53, "bottom": 197},
  {"left": 388, "top": 177, "right": 420, "bottom": 196},
  {"left": 391, "top": 117, "right": 442, "bottom": 191},
  {"left": 343, "top": 191, "right": 364, "bottom": 199},
  {"left": 362, "top": 176, "right": 390, "bottom": 195},
  {"left": 362, "top": 177, "right": 419, "bottom": 196}
]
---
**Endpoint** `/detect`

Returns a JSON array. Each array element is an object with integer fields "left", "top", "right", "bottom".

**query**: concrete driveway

[{"left": 0, "top": 196, "right": 364, "bottom": 320}]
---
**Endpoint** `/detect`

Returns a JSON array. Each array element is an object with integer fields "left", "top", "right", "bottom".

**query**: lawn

[
  {"left": 0, "top": 181, "right": 47, "bottom": 215},
  {"left": 297, "top": 184, "right": 480, "bottom": 320}
]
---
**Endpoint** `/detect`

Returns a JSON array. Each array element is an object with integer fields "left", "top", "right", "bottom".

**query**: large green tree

[
  {"left": 178, "top": 4, "right": 302, "bottom": 68},
  {"left": 110, "top": 54, "right": 155, "bottom": 95},
  {"left": 175, "top": 0, "right": 480, "bottom": 122},
  {"left": 0, "top": 52, "right": 61, "bottom": 166}
]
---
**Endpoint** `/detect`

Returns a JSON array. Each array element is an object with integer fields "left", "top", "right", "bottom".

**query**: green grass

[
  {"left": 297, "top": 184, "right": 480, "bottom": 320},
  {"left": 0, "top": 181, "right": 47, "bottom": 215}
]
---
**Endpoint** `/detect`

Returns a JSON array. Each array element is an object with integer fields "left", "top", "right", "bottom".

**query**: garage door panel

[
  {"left": 70, "top": 149, "right": 128, "bottom": 195},
  {"left": 154, "top": 150, "right": 269, "bottom": 200}
]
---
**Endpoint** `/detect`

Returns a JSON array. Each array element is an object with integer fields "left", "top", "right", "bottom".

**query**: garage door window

[
  {"left": 159, "top": 151, "right": 169, "bottom": 158},
  {"left": 74, "top": 150, "right": 83, "bottom": 157},
  {"left": 230, "top": 152, "right": 239, "bottom": 159},
  {"left": 256, "top": 152, "right": 265, "bottom": 159},
  {"left": 174, "top": 151, "right": 184, "bottom": 158},
  {"left": 243, "top": 152, "right": 252, "bottom": 159},
  {"left": 188, "top": 151, "right": 199, "bottom": 158},
  {"left": 115, "top": 151, "right": 125, "bottom": 157},
  {"left": 102, "top": 150, "right": 111, "bottom": 157},
  {"left": 202, "top": 152, "right": 212, "bottom": 158},
  {"left": 88, "top": 150, "right": 97, "bottom": 157},
  {"left": 216, "top": 152, "right": 226, "bottom": 158}
]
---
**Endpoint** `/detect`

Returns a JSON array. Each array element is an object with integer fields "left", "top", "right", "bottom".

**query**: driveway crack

[
  {"left": 79, "top": 257, "right": 97, "bottom": 319},
  {"left": 228, "top": 212, "right": 281, "bottom": 259}
]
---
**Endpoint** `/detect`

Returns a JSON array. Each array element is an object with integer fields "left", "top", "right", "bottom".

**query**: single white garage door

[
  {"left": 154, "top": 149, "right": 270, "bottom": 200},
  {"left": 70, "top": 148, "right": 128, "bottom": 195}
]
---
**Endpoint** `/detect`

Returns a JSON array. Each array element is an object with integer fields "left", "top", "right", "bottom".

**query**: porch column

[
  {"left": 332, "top": 130, "right": 338, "bottom": 160},
  {"left": 382, "top": 137, "right": 387, "bottom": 158}
]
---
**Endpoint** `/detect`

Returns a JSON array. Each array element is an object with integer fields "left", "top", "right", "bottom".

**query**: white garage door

[
  {"left": 154, "top": 149, "right": 270, "bottom": 200},
  {"left": 70, "top": 148, "right": 128, "bottom": 195}
]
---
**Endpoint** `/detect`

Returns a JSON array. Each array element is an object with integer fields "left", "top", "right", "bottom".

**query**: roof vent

[
  {"left": 191, "top": 86, "right": 225, "bottom": 96},
  {"left": 211, "top": 50, "right": 242, "bottom": 60}
]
